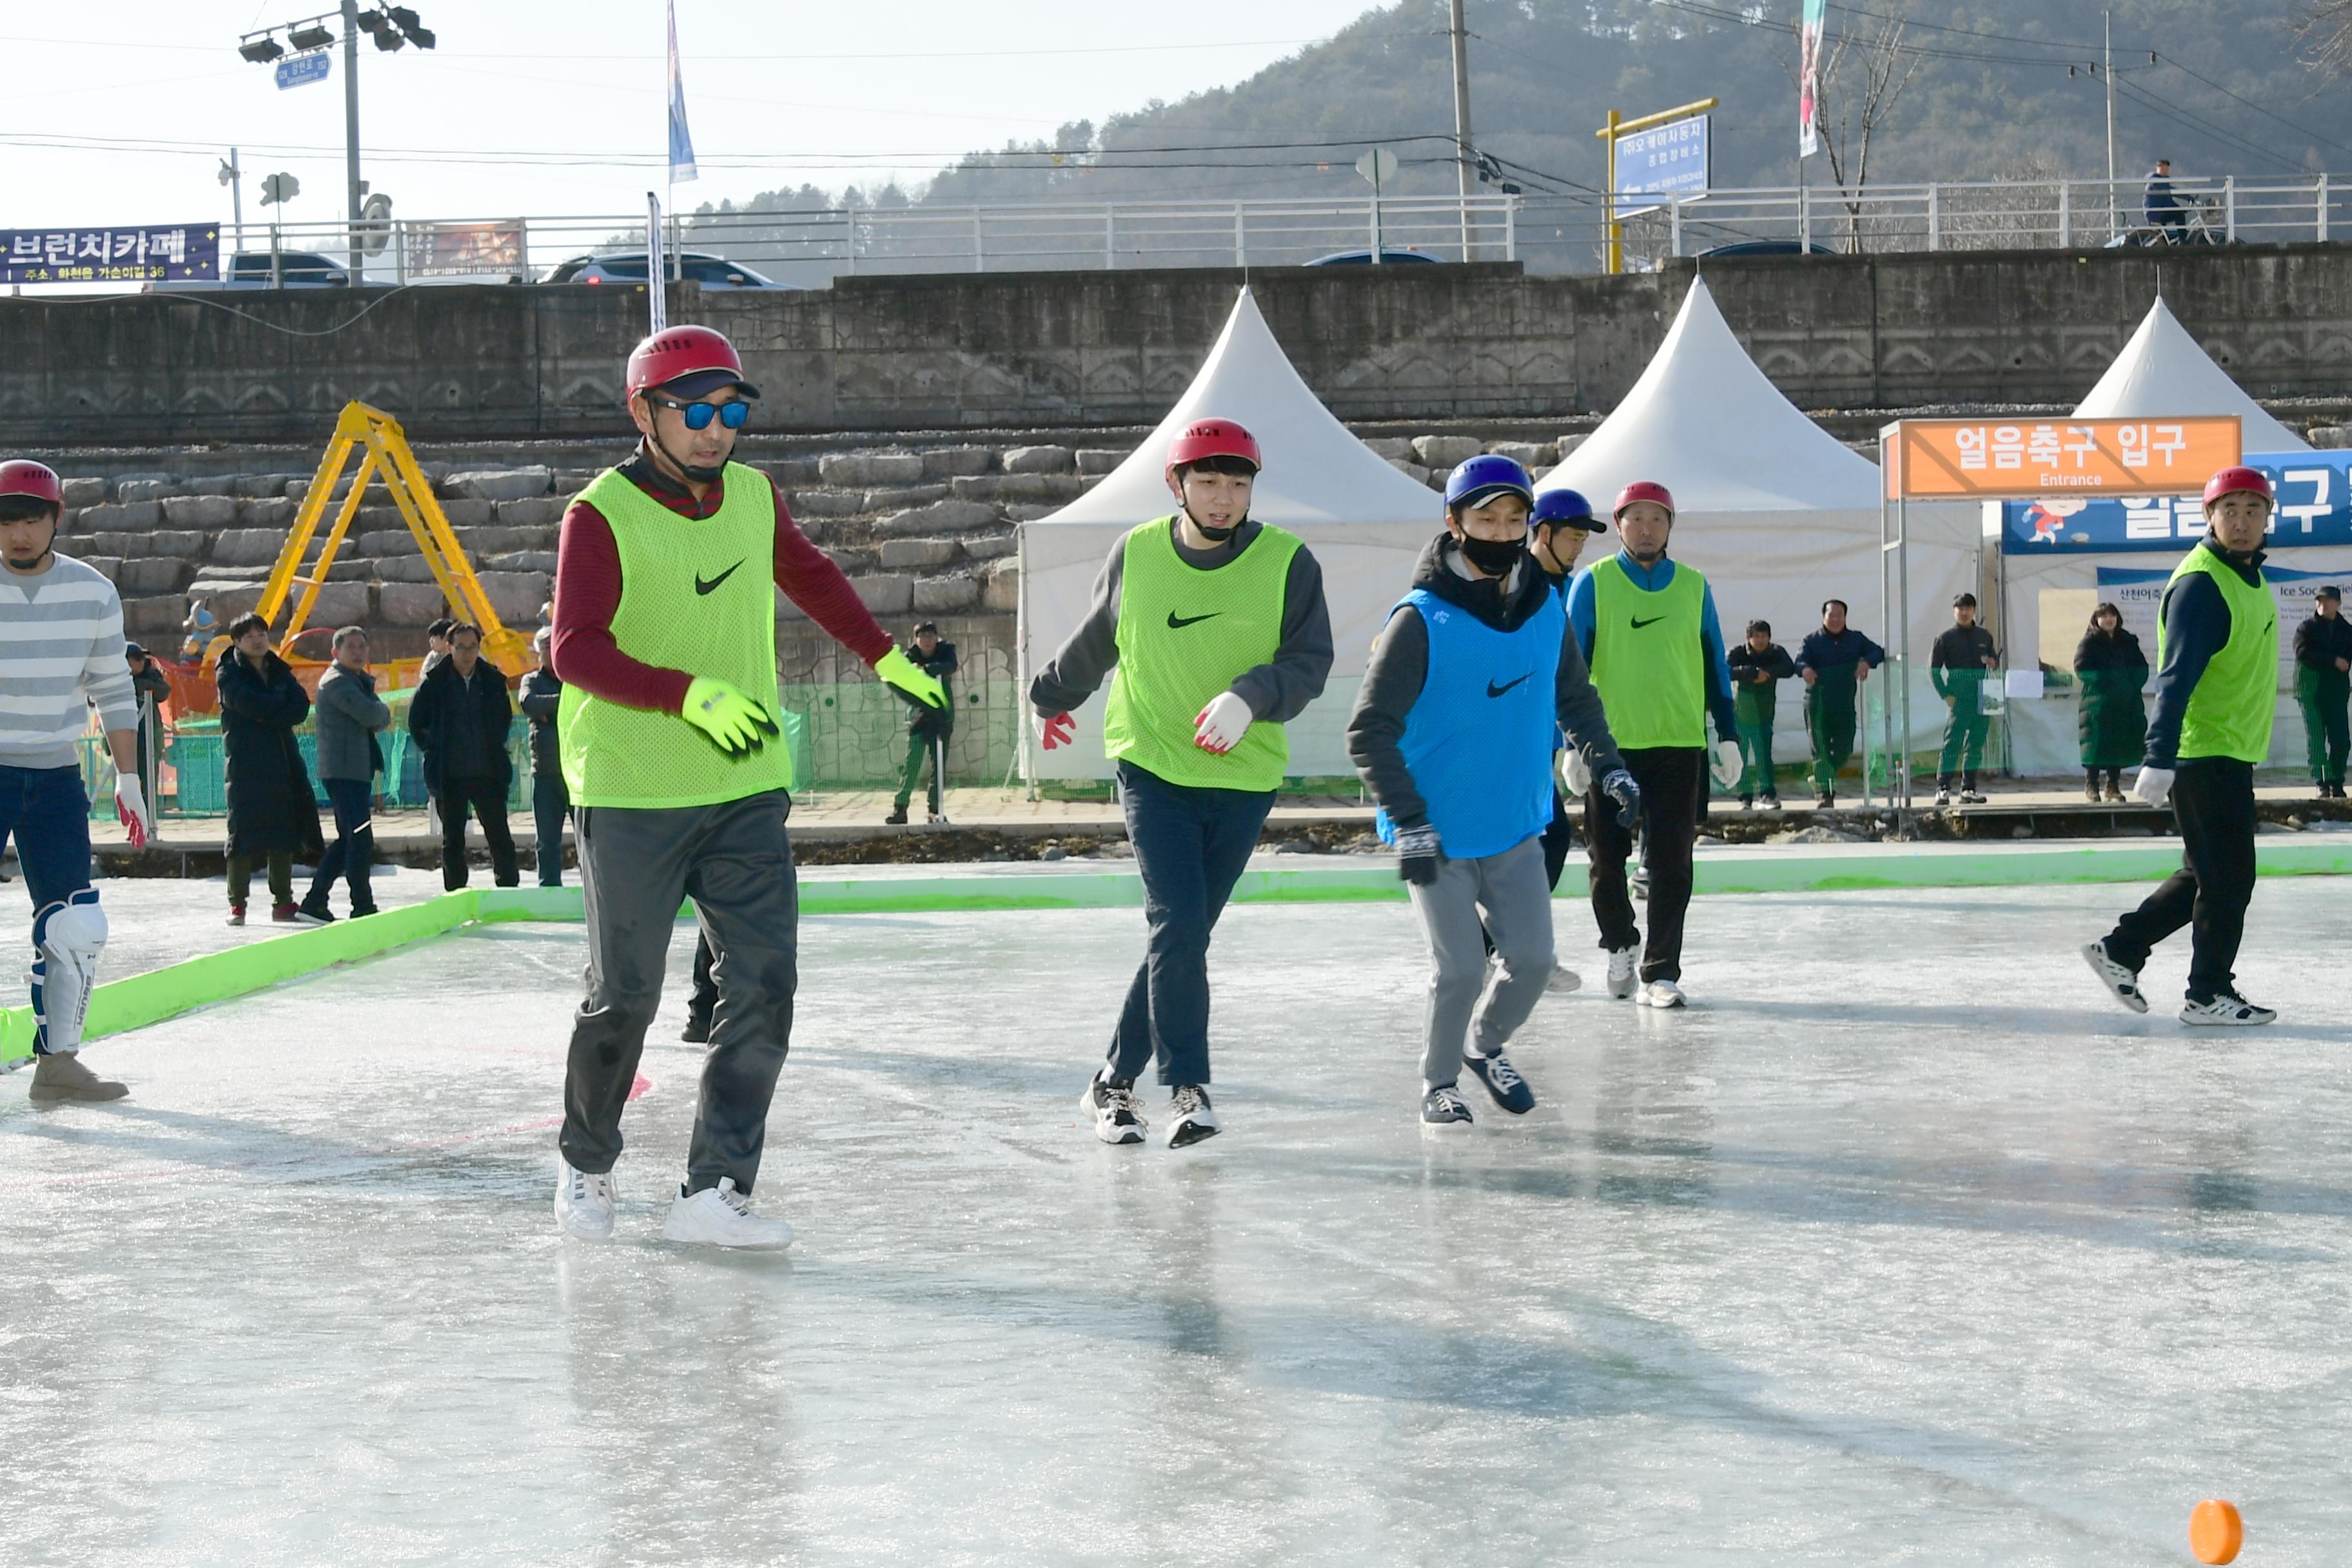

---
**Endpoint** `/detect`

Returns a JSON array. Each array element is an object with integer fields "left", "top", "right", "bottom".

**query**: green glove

[
  {"left": 876, "top": 645, "right": 947, "bottom": 709},
  {"left": 680, "top": 676, "right": 780, "bottom": 759}
]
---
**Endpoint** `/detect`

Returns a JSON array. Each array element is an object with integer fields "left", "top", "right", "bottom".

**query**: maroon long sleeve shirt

[{"left": 550, "top": 446, "right": 894, "bottom": 711}]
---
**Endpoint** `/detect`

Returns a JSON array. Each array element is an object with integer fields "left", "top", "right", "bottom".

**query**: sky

[{"left": 5, "top": 0, "right": 1384, "bottom": 246}]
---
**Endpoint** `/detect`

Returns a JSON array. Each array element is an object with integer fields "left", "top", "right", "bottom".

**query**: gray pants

[
  {"left": 1406, "top": 835, "right": 1556, "bottom": 1089},
  {"left": 559, "top": 790, "right": 799, "bottom": 1197}
]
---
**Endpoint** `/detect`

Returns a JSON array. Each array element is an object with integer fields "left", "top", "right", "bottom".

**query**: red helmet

[
  {"left": 1164, "top": 418, "right": 1262, "bottom": 480},
  {"left": 2202, "top": 466, "right": 2273, "bottom": 507},
  {"left": 1614, "top": 480, "right": 1675, "bottom": 520},
  {"left": 624, "top": 325, "right": 760, "bottom": 402},
  {"left": 0, "top": 459, "right": 63, "bottom": 510}
]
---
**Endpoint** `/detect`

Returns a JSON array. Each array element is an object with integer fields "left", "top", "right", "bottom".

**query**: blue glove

[
  {"left": 1393, "top": 822, "right": 1442, "bottom": 886},
  {"left": 1601, "top": 767, "right": 1642, "bottom": 830}
]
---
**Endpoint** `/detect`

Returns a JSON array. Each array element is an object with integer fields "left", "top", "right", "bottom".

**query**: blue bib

[{"left": 1376, "top": 583, "right": 1564, "bottom": 860}]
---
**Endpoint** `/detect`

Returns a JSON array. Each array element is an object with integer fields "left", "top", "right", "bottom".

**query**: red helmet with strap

[
  {"left": 0, "top": 459, "right": 63, "bottom": 509},
  {"left": 1614, "top": 479, "right": 1675, "bottom": 520},
  {"left": 2202, "top": 465, "right": 2274, "bottom": 507},
  {"left": 1164, "top": 418, "right": 1262, "bottom": 480},
  {"left": 624, "top": 325, "right": 758, "bottom": 401}
]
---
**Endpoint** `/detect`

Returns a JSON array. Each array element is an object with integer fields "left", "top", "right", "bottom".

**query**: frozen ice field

[{"left": 5, "top": 872, "right": 2352, "bottom": 1566}]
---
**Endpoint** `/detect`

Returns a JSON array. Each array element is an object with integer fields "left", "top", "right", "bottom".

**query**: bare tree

[
  {"left": 1780, "top": 2, "right": 1926, "bottom": 252},
  {"left": 2291, "top": 1, "right": 2352, "bottom": 75}
]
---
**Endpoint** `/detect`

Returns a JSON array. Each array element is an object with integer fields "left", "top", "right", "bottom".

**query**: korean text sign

[
  {"left": 1884, "top": 415, "right": 2242, "bottom": 500},
  {"left": 2, "top": 225, "right": 219, "bottom": 285},
  {"left": 2001, "top": 452, "right": 2352, "bottom": 554}
]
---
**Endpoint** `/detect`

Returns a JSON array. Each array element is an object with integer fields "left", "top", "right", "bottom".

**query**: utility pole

[
  {"left": 2104, "top": 8, "right": 2118, "bottom": 237},
  {"left": 343, "top": 0, "right": 364, "bottom": 280},
  {"left": 1449, "top": 0, "right": 1477, "bottom": 262}
]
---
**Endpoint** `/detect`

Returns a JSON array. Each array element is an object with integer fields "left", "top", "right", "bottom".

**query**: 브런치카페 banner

[{"left": 2, "top": 224, "right": 219, "bottom": 285}]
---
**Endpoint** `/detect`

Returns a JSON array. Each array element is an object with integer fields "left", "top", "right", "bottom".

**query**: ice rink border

[{"left": 6, "top": 835, "right": 2349, "bottom": 1068}]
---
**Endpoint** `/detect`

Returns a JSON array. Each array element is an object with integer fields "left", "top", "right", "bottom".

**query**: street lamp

[{"left": 233, "top": 6, "right": 436, "bottom": 282}]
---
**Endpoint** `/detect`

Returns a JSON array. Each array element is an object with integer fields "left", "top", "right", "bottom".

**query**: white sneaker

[
  {"left": 1081, "top": 1068, "right": 1146, "bottom": 1145},
  {"left": 1639, "top": 979, "right": 1687, "bottom": 1009},
  {"left": 662, "top": 1177, "right": 794, "bottom": 1250},
  {"left": 1605, "top": 945, "right": 1640, "bottom": 999},
  {"left": 1167, "top": 1084, "right": 1220, "bottom": 1148},
  {"left": 2080, "top": 939, "right": 2149, "bottom": 1014},
  {"left": 1545, "top": 965, "right": 1582, "bottom": 994},
  {"left": 554, "top": 1159, "right": 616, "bottom": 1241},
  {"left": 2179, "top": 991, "right": 2277, "bottom": 1026}
]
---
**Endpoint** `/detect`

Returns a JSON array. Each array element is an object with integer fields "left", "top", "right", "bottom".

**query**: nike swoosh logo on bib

[
  {"left": 1166, "top": 611, "right": 1219, "bottom": 629},
  {"left": 696, "top": 561, "right": 744, "bottom": 596},
  {"left": 1486, "top": 673, "right": 1532, "bottom": 698},
  {"left": 1631, "top": 615, "right": 1667, "bottom": 629}
]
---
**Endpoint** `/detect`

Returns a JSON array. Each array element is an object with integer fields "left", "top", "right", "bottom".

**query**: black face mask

[{"left": 1458, "top": 533, "right": 1525, "bottom": 577}]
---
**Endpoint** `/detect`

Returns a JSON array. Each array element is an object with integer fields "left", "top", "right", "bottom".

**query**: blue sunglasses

[{"left": 652, "top": 395, "right": 750, "bottom": 431}]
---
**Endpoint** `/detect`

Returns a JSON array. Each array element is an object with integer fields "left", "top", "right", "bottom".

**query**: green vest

[
  {"left": 2161, "top": 541, "right": 2278, "bottom": 765},
  {"left": 558, "top": 464, "right": 794, "bottom": 807},
  {"left": 1100, "top": 516, "right": 1300, "bottom": 791},
  {"left": 1588, "top": 554, "right": 1707, "bottom": 749}
]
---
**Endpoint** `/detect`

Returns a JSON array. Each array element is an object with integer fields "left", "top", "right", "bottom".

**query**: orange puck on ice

[{"left": 2188, "top": 1498, "right": 2242, "bottom": 1564}]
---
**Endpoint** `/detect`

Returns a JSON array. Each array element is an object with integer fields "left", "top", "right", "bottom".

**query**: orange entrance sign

[{"left": 1882, "top": 415, "right": 2242, "bottom": 501}]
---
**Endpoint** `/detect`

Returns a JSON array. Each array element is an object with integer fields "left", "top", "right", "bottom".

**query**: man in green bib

[
  {"left": 549, "top": 326, "right": 947, "bottom": 1248},
  {"left": 1031, "top": 418, "right": 1333, "bottom": 1148},
  {"left": 2084, "top": 466, "right": 2280, "bottom": 1026}
]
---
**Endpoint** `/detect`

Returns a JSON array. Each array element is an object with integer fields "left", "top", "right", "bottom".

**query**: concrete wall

[{"left": 7, "top": 245, "right": 2351, "bottom": 447}]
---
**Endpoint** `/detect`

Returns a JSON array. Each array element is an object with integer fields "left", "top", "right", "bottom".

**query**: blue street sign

[
  {"left": 1614, "top": 115, "right": 1709, "bottom": 213},
  {"left": 275, "top": 51, "right": 331, "bottom": 90}
]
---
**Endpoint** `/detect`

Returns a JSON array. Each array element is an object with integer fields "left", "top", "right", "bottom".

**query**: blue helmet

[
  {"left": 1443, "top": 453, "right": 1535, "bottom": 511},
  {"left": 1531, "top": 487, "right": 1603, "bottom": 532}
]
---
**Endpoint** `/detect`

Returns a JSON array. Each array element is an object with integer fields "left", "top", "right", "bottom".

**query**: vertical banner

[
  {"left": 666, "top": 0, "right": 697, "bottom": 184},
  {"left": 645, "top": 191, "right": 667, "bottom": 335},
  {"left": 1798, "top": 0, "right": 1825, "bottom": 158}
]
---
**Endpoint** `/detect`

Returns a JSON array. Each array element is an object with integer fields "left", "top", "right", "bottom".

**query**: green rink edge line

[{"left": 7, "top": 840, "right": 2349, "bottom": 1066}]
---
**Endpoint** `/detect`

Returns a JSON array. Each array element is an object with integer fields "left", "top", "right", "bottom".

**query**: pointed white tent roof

[
  {"left": 1536, "top": 277, "right": 1883, "bottom": 514},
  {"left": 1036, "top": 286, "right": 1440, "bottom": 527},
  {"left": 2073, "top": 296, "right": 2310, "bottom": 453}
]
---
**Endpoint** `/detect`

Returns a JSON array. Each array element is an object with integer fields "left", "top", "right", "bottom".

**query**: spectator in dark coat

[
  {"left": 2075, "top": 602, "right": 2149, "bottom": 802},
  {"left": 298, "top": 626, "right": 389, "bottom": 922},
  {"left": 518, "top": 626, "right": 568, "bottom": 887},
  {"left": 124, "top": 641, "right": 173, "bottom": 795},
  {"left": 215, "top": 613, "right": 324, "bottom": 924},
  {"left": 886, "top": 620, "right": 957, "bottom": 825},
  {"left": 2292, "top": 585, "right": 2352, "bottom": 798},
  {"left": 407, "top": 621, "right": 519, "bottom": 890}
]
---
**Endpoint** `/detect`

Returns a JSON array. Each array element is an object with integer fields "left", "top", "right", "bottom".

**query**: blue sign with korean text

[
  {"left": 275, "top": 51, "right": 331, "bottom": 90},
  {"left": 1614, "top": 115, "right": 1709, "bottom": 211},
  {"left": 1999, "top": 451, "right": 2352, "bottom": 553},
  {"left": 0, "top": 225, "right": 219, "bottom": 285}
]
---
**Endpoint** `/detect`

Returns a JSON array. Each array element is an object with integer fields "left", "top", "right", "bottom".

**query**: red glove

[
  {"left": 1039, "top": 712, "right": 1076, "bottom": 751},
  {"left": 115, "top": 775, "right": 152, "bottom": 849}
]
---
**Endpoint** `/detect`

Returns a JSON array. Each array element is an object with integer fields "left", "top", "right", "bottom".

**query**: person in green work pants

[
  {"left": 1795, "top": 599, "right": 1883, "bottom": 808},
  {"left": 1930, "top": 592, "right": 1999, "bottom": 805},
  {"left": 886, "top": 620, "right": 957, "bottom": 825},
  {"left": 2292, "top": 584, "right": 2352, "bottom": 798},
  {"left": 2074, "top": 601, "right": 2148, "bottom": 801},
  {"left": 1725, "top": 618, "right": 1794, "bottom": 809}
]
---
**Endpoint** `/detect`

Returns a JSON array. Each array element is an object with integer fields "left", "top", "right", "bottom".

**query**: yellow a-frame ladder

[{"left": 259, "top": 400, "right": 533, "bottom": 674}]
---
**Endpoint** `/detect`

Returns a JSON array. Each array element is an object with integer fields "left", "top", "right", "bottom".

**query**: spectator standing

[
  {"left": 215, "top": 612, "right": 323, "bottom": 925},
  {"left": 1796, "top": 600, "right": 1884, "bottom": 808},
  {"left": 1726, "top": 619, "right": 1796, "bottom": 810},
  {"left": 417, "top": 616, "right": 456, "bottom": 836},
  {"left": 408, "top": 621, "right": 520, "bottom": 890},
  {"left": 2145, "top": 159, "right": 2187, "bottom": 240},
  {"left": 885, "top": 620, "right": 958, "bottom": 826},
  {"left": 124, "top": 641, "right": 173, "bottom": 799},
  {"left": 1930, "top": 593, "right": 2000, "bottom": 805},
  {"left": 2075, "top": 602, "right": 2149, "bottom": 801},
  {"left": 519, "top": 627, "right": 569, "bottom": 885},
  {"left": 2292, "top": 585, "right": 2352, "bottom": 799},
  {"left": 298, "top": 626, "right": 388, "bottom": 923}
]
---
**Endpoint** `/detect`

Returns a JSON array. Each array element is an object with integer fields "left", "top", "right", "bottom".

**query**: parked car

[
  {"left": 1694, "top": 240, "right": 1839, "bottom": 259},
  {"left": 542, "top": 251, "right": 792, "bottom": 289},
  {"left": 146, "top": 250, "right": 350, "bottom": 291},
  {"left": 1304, "top": 248, "right": 1444, "bottom": 266}
]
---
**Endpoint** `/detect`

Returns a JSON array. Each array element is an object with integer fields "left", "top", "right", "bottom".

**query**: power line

[{"left": 2155, "top": 52, "right": 2352, "bottom": 158}]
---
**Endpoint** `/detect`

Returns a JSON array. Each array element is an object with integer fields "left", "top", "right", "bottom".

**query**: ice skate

[
  {"left": 1420, "top": 1084, "right": 1473, "bottom": 1132},
  {"left": 663, "top": 1177, "right": 792, "bottom": 1250},
  {"left": 554, "top": 1159, "right": 616, "bottom": 1241},
  {"left": 2179, "top": 990, "right": 2277, "bottom": 1026},
  {"left": 1638, "top": 979, "right": 1687, "bottom": 1009},
  {"left": 1605, "top": 945, "right": 1639, "bottom": 999},
  {"left": 1081, "top": 1068, "right": 1146, "bottom": 1145},
  {"left": 26, "top": 1052, "right": 127, "bottom": 1104},
  {"left": 1166, "top": 1084, "right": 1220, "bottom": 1148},
  {"left": 1463, "top": 1048, "right": 1534, "bottom": 1115},
  {"left": 1545, "top": 965, "right": 1582, "bottom": 994},
  {"left": 2080, "top": 939, "right": 2149, "bottom": 1014}
]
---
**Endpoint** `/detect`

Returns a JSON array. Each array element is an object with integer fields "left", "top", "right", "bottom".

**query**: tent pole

[{"left": 1897, "top": 493, "right": 1913, "bottom": 826}]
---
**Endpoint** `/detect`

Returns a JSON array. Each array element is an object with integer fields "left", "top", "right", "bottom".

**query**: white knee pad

[{"left": 32, "top": 888, "right": 106, "bottom": 1055}]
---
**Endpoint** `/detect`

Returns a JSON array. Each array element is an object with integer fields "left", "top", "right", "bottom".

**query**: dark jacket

[
  {"left": 1727, "top": 641, "right": 1796, "bottom": 727},
  {"left": 2292, "top": 611, "right": 2352, "bottom": 678},
  {"left": 896, "top": 640, "right": 959, "bottom": 736},
  {"left": 518, "top": 667, "right": 564, "bottom": 783},
  {"left": 215, "top": 646, "right": 324, "bottom": 860},
  {"left": 1347, "top": 533, "right": 1625, "bottom": 831},
  {"left": 2074, "top": 626, "right": 2150, "bottom": 768},
  {"left": 128, "top": 659, "right": 174, "bottom": 714},
  {"left": 1796, "top": 625, "right": 1885, "bottom": 713},
  {"left": 409, "top": 655, "right": 515, "bottom": 792},
  {"left": 313, "top": 662, "right": 390, "bottom": 783},
  {"left": 2144, "top": 536, "right": 2264, "bottom": 769}
]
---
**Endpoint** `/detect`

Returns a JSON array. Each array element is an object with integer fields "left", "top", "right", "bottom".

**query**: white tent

[
  {"left": 1017, "top": 287, "right": 1444, "bottom": 779},
  {"left": 1536, "top": 278, "right": 1977, "bottom": 765},
  {"left": 2073, "top": 297, "right": 2311, "bottom": 453}
]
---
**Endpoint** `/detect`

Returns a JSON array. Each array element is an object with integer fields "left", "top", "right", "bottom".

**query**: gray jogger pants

[
  {"left": 1406, "top": 834, "right": 1555, "bottom": 1089},
  {"left": 559, "top": 790, "right": 798, "bottom": 1197}
]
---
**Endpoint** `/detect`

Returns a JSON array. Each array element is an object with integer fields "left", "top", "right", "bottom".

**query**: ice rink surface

[{"left": 6, "top": 876, "right": 2352, "bottom": 1565}]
